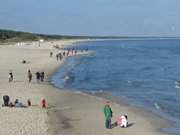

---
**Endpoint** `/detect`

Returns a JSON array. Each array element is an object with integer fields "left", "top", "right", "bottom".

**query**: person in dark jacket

[
  {"left": 28, "top": 70, "right": 32, "bottom": 83},
  {"left": 3, "top": 95, "right": 10, "bottom": 106},
  {"left": 104, "top": 103, "right": 113, "bottom": 129},
  {"left": 58, "top": 53, "right": 63, "bottom": 61},
  {"left": 56, "top": 54, "right": 59, "bottom": 61},
  {"left": 36, "top": 72, "right": 40, "bottom": 83},
  {"left": 40, "top": 72, "right": 45, "bottom": 82},
  {"left": 50, "top": 52, "right": 53, "bottom": 57}
]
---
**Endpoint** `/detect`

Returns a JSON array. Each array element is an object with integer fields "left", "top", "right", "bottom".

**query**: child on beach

[
  {"left": 27, "top": 99, "right": 31, "bottom": 106},
  {"left": 104, "top": 102, "right": 113, "bottom": 129},
  {"left": 116, "top": 115, "right": 128, "bottom": 128}
]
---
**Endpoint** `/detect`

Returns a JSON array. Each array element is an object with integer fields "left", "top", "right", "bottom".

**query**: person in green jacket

[{"left": 104, "top": 104, "right": 113, "bottom": 129}]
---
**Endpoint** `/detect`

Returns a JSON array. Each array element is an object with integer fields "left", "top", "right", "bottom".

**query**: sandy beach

[{"left": 0, "top": 39, "right": 170, "bottom": 135}]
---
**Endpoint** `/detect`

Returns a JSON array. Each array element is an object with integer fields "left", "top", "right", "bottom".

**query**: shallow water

[{"left": 51, "top": 39, "right": 180, "bottom": 134}]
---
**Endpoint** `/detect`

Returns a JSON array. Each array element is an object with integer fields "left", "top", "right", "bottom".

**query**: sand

[{"left": 0, "top": 39, "right": 170, "bottom": 135}]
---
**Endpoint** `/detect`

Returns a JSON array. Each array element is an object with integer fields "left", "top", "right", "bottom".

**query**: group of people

[
  {"left": 50, "top": 51, "right": 64, "bottom": 61},
  {"left": 55, "top": 53, "right": 63, "bottom": 61},
  {"left": 2, "top": 95, "right": 30, "bottom": 108},
  {"left": 28, "top": 70, "right": 45, "bottom": 83},
  {"left": 103, "top": 102, "right": 128, "bottom": 129},
  {"left": 50, "top": 50, "right": 77, "bottom": 62},
  {"left": 35, "top": 71, "right": 45, "bottom": 83},
  {"left": 66, "top": 48, "right": 78, "bottom": 56},
  {"left": 2, "top": 95, "right": 46, "bottom": 108},
  {"left": 50, "top": 48, "right": 89, "bottom": 62},
  {"left": 8, "top": 70, "right": 45, "bottom": 83}
]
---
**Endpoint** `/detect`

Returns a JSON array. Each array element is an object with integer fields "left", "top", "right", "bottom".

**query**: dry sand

[{"left": 0, "top": 39, "right": 170, "bottom": 135}]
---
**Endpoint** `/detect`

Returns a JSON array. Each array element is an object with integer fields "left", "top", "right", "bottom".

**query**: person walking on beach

[
  {"left": 28, "top": 70, "right": 32, "bottom": 83},
  {"left": 75, "top": 50, "right": 77, "bottom": 55},
  {"left": 8, "top": 72, "right": 13, "bottom": 82},
  {"left": 56, "top": 54, "right": 59, "bottom": 61},
  {"left": 104, "top": 102, "right": 113, "bottom": 129},
  {"left": 67, "top": 50, "right": 70, "bottom": 56},
  {"left": 59, "top": 53, "right": 63, "bottom": 61},
  {"left": 40, "top": 72, "right": 45, "bottom": 82},
  {"left": 36, "top": 72, "right": 41, "bottom": 83},
  {"left": 50, "top": 51, "right": 53, "bottom": 57},
  {"left": 63, "top": 51, "right": 66, "bottom": 56}
]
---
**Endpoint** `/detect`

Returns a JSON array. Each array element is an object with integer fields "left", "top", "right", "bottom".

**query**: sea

[{"left": 51, "top": 39, "right": 180, "bottom": 134}]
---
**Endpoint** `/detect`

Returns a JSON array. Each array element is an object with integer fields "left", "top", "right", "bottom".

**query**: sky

[{"left": 0, "top": 0, "right": 180, "bottom": 36}]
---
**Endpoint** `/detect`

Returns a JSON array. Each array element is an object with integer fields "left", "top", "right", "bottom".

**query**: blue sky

[{"left": 0, "top": 0, "right": 180, "bottom": 36}]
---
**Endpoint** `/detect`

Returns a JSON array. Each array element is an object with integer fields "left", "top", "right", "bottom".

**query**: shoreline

[
  {"left": 0, "top": 39, "right": 172, "bottom": 135},
  {"left": 47, "top": 40, "right": 172, "bottom": 135},
  {"left": 49, "top": 40, "right": 177, "bottom": 135},
  {"left": 49, "top": 84, "right": 173, "bottom": 135}
]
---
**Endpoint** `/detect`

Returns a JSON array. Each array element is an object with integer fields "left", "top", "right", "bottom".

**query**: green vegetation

[
  {"left": 0, "top": 29, "right": 128, "bottom": 43},
  {"left": 2, "top": 28, "right": 179, "bottom": 44},
  {"left": 0, "top": 29, "right": 80, "bottom": 42}
]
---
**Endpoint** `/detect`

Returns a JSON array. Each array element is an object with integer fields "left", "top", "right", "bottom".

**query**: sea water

[{"left": 51, "top": 39, "right": 180, "bottom": 134}]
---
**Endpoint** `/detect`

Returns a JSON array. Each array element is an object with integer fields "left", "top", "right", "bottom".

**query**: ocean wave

[
  {"left": 175, "top": 81, "right": 180, "bottom": 89},
  {"left": 127, "top": 80, "right": 145, "bottom": 87},
  {"left": 154, "top": 103, "right": 160, "bottom": 110},
  {"left": 63, "top": 73, "right": 75, "bottom": 84},
  {"left": 141, "top": 66, "right": 154, "bottom": 71}
]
